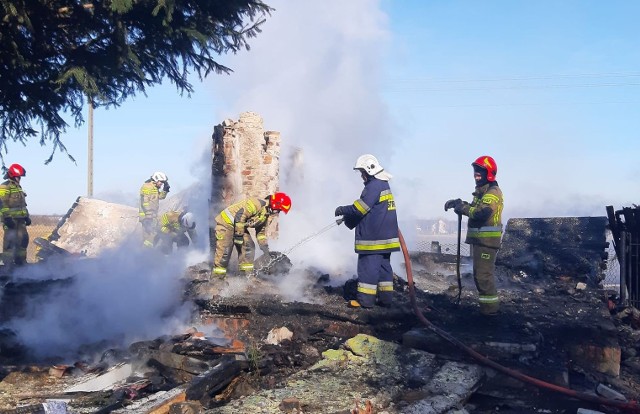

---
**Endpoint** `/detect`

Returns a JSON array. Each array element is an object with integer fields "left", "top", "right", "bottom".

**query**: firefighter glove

[
  {"left": 24, "top": 216, "right": 31, "bottom": 226},
  {"left": 3, "top": 218, "right": 15, "bottom": 229},
  {"left": 164, "top": 182, "right": 170, "bottom": 193},
  {"left": 334, "top": 206, "right": 345, "bottom": 217},
  {"left": 454, "top": 201, "right": 467, "bottom": 215},
  {"left": 233, "top": 235, "right": 244, "bottom": 246},
  {"left": 444, "top": 198, "right": 462, "bottom": 211}
]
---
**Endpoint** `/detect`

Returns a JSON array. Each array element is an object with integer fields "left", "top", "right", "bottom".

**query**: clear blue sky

[{"left": 11, "top": 0, "right": 640, "bottom": 222}]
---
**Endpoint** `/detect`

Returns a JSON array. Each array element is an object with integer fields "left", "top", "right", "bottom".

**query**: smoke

[
  {"left": 6, "top": 236, "right": 198, "bottom": 360},
  {"left": 206, "top": 1, "right": 395, "bottom": 287}
]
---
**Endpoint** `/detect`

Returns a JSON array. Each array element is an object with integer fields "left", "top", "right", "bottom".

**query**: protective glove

[
  {"left": 444, "top": 198, "right": 462, "bottom": 211},
  {"left": 260, "top": 245, "right": 270, "bottom": 255},
  {"left": 3, "top": 217, "right": 15, "bottom": 229},
  {"left": 164, "top": 182, "right": 171, "bottom": 193},
  {"left": 334, "top": 206, "right": 345, "bottom": 217},
  {"left": 454, "top": 201, "right": 467, "bottom": 215},
  {"left": 233, "top": 235, "right": 244, "bottom": 246},
  {"left": 24, "top": 216, "right": 31, "bottom": 226}
]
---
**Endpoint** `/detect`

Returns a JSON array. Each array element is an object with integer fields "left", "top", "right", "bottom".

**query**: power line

[{"left": 386, "top": 72, "right": 640, "bottom": 84}]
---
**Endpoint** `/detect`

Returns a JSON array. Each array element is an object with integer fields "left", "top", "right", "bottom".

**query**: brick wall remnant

[{"left": 211, "top": 112, "right": 282, "bottom": 248}]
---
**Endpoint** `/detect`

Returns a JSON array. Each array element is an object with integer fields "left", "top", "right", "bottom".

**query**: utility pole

[{"left": 87, "top": 100, "right": 94, "bottom": 197}]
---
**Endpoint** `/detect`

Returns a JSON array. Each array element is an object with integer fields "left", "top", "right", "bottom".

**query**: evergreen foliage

[{"left": 0, "top": 0, "right": 272, "bottom": 161}]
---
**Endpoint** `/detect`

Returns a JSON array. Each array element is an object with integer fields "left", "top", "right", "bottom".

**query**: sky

[
  {"left": 9, "top": 0, "right": 639, "bottom": 221},
  {"left": 4, "top": 0, "right": 640, "bottom": 359}
]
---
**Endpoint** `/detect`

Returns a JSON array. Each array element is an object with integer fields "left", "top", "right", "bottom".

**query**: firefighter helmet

[
  {"left": 151, "top": 171, "right": 168, "bottom": 182},
  {"left": 472, "top": 156, "right": 498, "bottom": 182},
  {"left": 180, "top": 212, "right": 196, "bottom": 229},
  {"left": 354, "top": 154, "right": 384, "bottom": 176},
  {"left": 7, "top": 163, "right": 26, "bottom": 179},
  {"left": 269, "top": 192, "right": 292, "bottom": 214}
]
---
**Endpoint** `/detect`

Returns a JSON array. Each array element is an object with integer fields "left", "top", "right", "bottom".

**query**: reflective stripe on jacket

[
  {"left": 0, "top": 179, "right": 28, "bottom": 219},
  {"left": 159, "top": 210, "right": 197, "bottom": 241},
  {"left": 464, "top": 182, "right": 503, "bottom": 249},
  {"left": 139, "top": 180, "right": 167, "bottom": 220},
  {"left": 215, "top": 198, "right": 269, "bottom": 247},
  {"left": 339, "top": 177, "right": 400, "bottom": 254}
]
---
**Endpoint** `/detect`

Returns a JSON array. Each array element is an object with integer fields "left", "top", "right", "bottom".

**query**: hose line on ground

[{"left": 398, "top": 229, "right": 640, "bottom": 413}]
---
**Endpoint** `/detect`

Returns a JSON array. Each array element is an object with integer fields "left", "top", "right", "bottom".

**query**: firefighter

[
  {"left": 155, "top": 210, "right": 197, "bottom": 255},
  {"left": 211, "top": 193, "right": 291, "bottom": 278},
  {"left": 335, "top": 154, "right": 400, "bottom": 309},
  {"left": 0, "top": 163, "right": 31, "bottom": 266},
  {"left": 445, "top": 155, "right": 504, "bottom": 316},
  {"left": 139, "top": 172, "right": 170, "bottom": 248}
]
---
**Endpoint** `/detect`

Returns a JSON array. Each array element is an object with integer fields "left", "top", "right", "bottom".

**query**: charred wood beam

[
  {"left": 145, "top": 350, "right": 211, "bottom": 375},
  {"left": 185, "top": 356, "right": 242, "bottom": 403}
]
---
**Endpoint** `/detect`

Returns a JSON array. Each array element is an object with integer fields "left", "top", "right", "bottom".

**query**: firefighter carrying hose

[
  {"left": 154, "top": 210, "right": 197, "bottom": 255},
  {"left": 445, "top": 155, "right": 504, "bottom": 316},
  {"left": 335, "top": 154, "right": 400, "bottom": 309},
  {"left": 139, "top": 171, "right": 170, "bottom": 248},
  {"left": 0, "top": 163, "right": 30, "bottom": 266},
  {"left": 211, "top": 193, "right": 291, "bottom": 278}
]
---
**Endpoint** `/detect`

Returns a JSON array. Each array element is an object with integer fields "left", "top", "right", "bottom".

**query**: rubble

[{"left": 1, "top": 186, "right": 640, "bottom": 412}]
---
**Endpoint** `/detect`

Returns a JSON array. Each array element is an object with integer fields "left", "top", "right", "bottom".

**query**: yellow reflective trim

[
  {"left": 353, "top": 199, "right": 369, "bottom": 215},
  {"left": 239, "top": 263, "right": 254, "bottom": 270},
  {"left": 355, "top": 241, "right": 401, "bottom": 251},
  {"left": 357, "top": 286, "right": 377, "bottom": 295},
  {"left": 467, "top": 231, "right": 502, "bottom": 238},
  {"left": 379, "top": 194, "right": 393, "bottom": 202},
  {"left": 479, "top": 295, "right": 499, "bottom": 304},
  {"left": 212, "top": 267, "right": 227, "bottom": 274},
  {"left": 482, "top": 194, "right": 500, "bottom": 203},
  {"left": 378, "top": 285, "right": 393, "bottom": 292},
  {"left": 221, "top": 209, "right": 234, "bottom": 225}
]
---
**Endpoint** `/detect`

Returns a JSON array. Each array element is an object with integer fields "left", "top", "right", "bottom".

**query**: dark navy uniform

[{"left": 337, "top": 177, "right": 400, "bottom": 307}]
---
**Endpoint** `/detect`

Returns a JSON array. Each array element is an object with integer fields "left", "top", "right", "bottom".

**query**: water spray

[{"left": 251, "top": 218, "right": 344, "bottom": 277}]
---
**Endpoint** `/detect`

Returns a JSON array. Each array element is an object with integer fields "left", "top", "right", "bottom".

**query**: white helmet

[
  {"left": 151, "top": 171, "right": 168, "bottom": 182},
  {"left": 354, "top": 154, "right": 384, "bottom": 176},
  {"left": 180, "top": 212, "right": 195, "bottom": 229}
]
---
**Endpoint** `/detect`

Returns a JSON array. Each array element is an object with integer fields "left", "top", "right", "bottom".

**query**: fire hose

[{"left": 398, "top": 229, "right": 640, "bottom": 413}]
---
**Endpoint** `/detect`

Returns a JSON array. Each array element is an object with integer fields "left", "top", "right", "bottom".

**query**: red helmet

[
  {"left": 7, "top": 163, "right": 26, "bottom": 179},
  {"left": 269, "top": 192, "right": 292, "bottom": 214},
  {"left": 472, "top": 156, "right": 497, "bottom": 182}
]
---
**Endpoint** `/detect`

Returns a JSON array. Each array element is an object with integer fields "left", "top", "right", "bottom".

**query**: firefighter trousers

[
  {"left": 212, "top": 223, "right": 256, "bottom": 278},
  {"left": 356, "top": 253, "right": 394, "bottom": 308},
  {"left": 3, "top": 221, "right": 29, "bottom": 266},
  {"left": 141, "top": 218, "right": 157, "bottom": 248},
  {"left": 471, "top": 244, "right": 500, "bottom": 315}
]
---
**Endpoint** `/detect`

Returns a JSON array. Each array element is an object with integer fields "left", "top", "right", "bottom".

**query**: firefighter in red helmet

[
  {"left": 445, "top": 156, "right": 504, "bottom": 316},
  {"left": 211, "top": 192, "right": 291, "bottom": 279},
  {"left": 0, "top": 163, "right": 31, "bottom": 266}
]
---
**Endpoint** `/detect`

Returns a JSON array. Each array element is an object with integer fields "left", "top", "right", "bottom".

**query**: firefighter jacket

[
  {"left": 460, "top": 181, "right": 503, "bottom": 249},
  {"left": 0, "top": 178, "right": 28, "bottom": 220},
  {"left": 159, "top": 211, "right": 197, "bottom": 242},
  {"left": 139, "top": 179, "right": 167, "bottom": 221},
  {"left": 215, "top": 198, "right": 270, "bottom": 248},
  {"left": 339, "top": 177, "right": 400, "bottom": 255}
]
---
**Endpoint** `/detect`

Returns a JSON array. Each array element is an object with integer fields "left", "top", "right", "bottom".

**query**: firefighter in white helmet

[
  {"left": 139, "top": 171, "right": 170, "bottom": 248},
  {"left": 335, "top": 154, "right": 400, "bottom": 309},
  {"left": 154, "top": 210, "right": 197, "bottom": 254}
]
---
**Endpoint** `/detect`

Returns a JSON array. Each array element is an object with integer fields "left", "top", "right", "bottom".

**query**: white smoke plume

[{"left": 206, "top": 0, "right": 396, "bottom": 288}]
